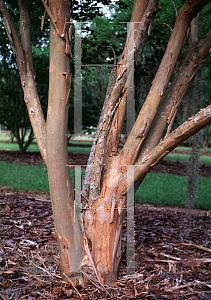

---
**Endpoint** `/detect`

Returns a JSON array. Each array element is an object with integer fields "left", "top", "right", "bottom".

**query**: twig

[
  {"left": 166, "top": 280, "right": 211, "bottom": 292},
  {"left": 170, "top": 0, "right": 178, "bottom": 15},
  {"left": 82, "top": 270, "right": 105, "bottom": 292},
  {"left": 181, "top": 242, "right": 211, "bottom": 253},
  {"left": 0, "top": 293, "right": 9, "bottom": 300},
  {"left": 62, "top": 272, "right": 83, "bottom": 300},
  {"left": 195, "top": 280, "right": 211, "bottom": 289},
  {"left": 165, "top": 282, "right": 196, "bottom": 292},
  {"left": 134, "top": 274, "right": 155, "bottom": 286},
  {"left": 35, "top": 197, "right": 51, "bottom": 202},
  {"left": 160, "top": 251, "right": 211, "bottom": 263},
  {"left": 23, "top": 272, "right": 48, "bottom": 282},
  {"left": 32, "top": 264, "right": 53, "bottom": 277},
  {"left": 32, "top": 263, "right": 61, "bottom": 279},
  {"left": 146, "top": 259, "right": 179, "bottom": 264},
  {"left": 159, "top": 252, "right": 181, "bottom": 261}
]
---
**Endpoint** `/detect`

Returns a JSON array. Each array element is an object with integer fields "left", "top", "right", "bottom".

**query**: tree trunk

[
  {"left": 83, "top": 156, "right": 126, "bottom": 284},
  {"left": 46, "top": 0, "right": 81, "bottom": 279},
  {"left": 82, "top": 0, "right": 211, "bottom": 285}
]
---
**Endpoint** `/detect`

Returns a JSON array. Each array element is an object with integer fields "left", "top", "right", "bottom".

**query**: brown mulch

[
  {"left": 0, "top": 150, "right": 90, "bottom": 167},
  {"left": 0, "top": 149, "right": 211, "bottom": 299},
  {"left": 0, "top": 189, "right": 211, "bottom": 299}
]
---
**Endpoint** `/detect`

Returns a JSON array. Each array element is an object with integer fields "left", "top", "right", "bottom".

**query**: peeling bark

[
  {"left": 83, "top": 0, "right": 160, "bottom": 202},
  {"left": 117, "top": 105, "right": 211, "bottom": 196}
]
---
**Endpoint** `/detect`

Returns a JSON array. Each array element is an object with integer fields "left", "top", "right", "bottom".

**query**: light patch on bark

[
  {"left": 48, "top": 106, "right": 52, "bottom": 115},
  {"left": 50, "top": 59, "right": 56, "bottom": 72}
]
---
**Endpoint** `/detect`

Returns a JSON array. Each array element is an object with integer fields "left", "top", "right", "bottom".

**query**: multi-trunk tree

[{"left": 1, "top": 0, "right": 211, "bottom": 285}]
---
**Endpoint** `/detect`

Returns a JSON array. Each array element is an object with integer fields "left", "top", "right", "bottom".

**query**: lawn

[
  {"left": 0, "top": 162, "right": 210, "bottom": 210},
  {"left": 136, "top": 172, "right": 211, "bottom": 210},
  {"left": 0, "top": 141, "right": 91, "bottom": 154},
  {"left": 165, "top": 153, "right": 211, "bottom": 164},
  {"left": 0, "top": 133, "right": 211, "bottom": 210}
]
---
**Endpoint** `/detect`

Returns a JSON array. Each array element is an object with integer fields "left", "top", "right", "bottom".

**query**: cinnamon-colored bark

[{"left": 45, "top": 0, "right": 80, "bottom": 278}]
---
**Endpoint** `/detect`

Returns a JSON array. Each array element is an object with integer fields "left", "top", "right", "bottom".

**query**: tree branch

[
  {"left": 17, "top": 0, "right": 34, "bottom": 75},
  {"left": 136, "top": 29, "right": 211, "bottom": 163},
  {"left": 170, "top": 0, "right": 178, "bottom": 16},
  {"left": 117, "top": 104, "right": 211, "bottom": 196},
  {"left": 0, "top": 0, "right": 26, "bottom": 78},
  {"left": 0, "top": 0, "right": 47, "bottom": 164},
  {"left": 83, "top": 0, "right": 160, "bottom": 202},
  {"left": 120, "top": 0, "right": 210, "bottom": 167}
]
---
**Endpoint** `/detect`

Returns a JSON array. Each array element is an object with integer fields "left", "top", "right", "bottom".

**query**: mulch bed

[
  {"left": 0, "top": 190, "right": 211, "bottom": 299},
  {"left": 0, "top": 150, "right": 211, "bottom": 299}
]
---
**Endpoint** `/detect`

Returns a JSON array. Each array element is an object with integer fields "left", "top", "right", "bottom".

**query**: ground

[{"left": 0, "top": 150, "right": 211, "bottom": 299}]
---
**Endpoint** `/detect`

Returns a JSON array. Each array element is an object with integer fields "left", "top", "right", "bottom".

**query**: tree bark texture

[
  {"left": 82, "top": 0, "right": 211, "bottom": 285},
  {"left": 45, "top": 0, "right": 81, "bottom": 279}
]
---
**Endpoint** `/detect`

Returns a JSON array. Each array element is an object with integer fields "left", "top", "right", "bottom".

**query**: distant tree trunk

[
  {"left": 9, "top": 131, "right": 14, "bottom": 143},
  {"left": 186, "top": 14, "right": 201, "bottom": 212}
]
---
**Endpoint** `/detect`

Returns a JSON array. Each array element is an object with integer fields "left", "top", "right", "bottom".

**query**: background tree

[{"left": 0, "top": 0, "right": 211, "bottom": 286}]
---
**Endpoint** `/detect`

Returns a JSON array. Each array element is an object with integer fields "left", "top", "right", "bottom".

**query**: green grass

[
  {"left": 0, "top": 135, "right": 210, "bottom": 210},
  {"left": 0, "top": 143, "right": 40, "bottom": 151},
  {"left": 0, "top": 161, "right": 210, "bottom": 210},
  {"left": 165, "top": 153, "right": 211, "bottom": 164},
  {"left": 67, "top": 146, "right": 91, "bottom": 153},
  {"left": 69, "top": 141, "right": 93, "bottom": 146},
  {"left": 0, "top": 162, "right": 86, "bottom": 193},
  {"left": 136, "top": 172, "right": 211, "bottom": 210},
  {"left": 0, "top": 162, "right": 50, "bottom": 192}
]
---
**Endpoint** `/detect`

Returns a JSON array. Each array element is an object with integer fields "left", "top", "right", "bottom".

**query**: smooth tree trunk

[{"left": 46, "top": 0, "right": 81, "bottom": 278}]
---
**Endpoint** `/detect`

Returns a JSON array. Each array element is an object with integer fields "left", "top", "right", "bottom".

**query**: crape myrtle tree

[{"left": 1, "top": 0, "right": 211, "bottom": 285}]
